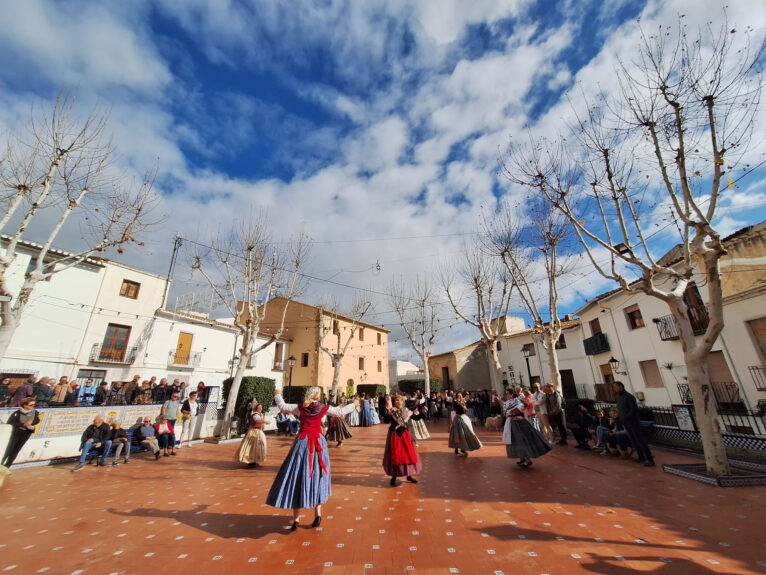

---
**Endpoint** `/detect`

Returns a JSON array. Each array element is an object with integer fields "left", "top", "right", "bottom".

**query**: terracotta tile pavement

[{"left": 1, "top": 421, "right": 764, "bottom": 574}]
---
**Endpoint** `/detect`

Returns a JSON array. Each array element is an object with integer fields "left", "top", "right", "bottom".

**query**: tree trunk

[
  {"left": 221, "top": 353, "right": 249, "bottom": 440},
  {"left": 543, "top": 330, "right": 562, "bottom": 390},
  {"left": 486, "top": 342, "right": 503, "bottom": 395},
  {"left": 0, "top": 313, "right": 19, "bottom": 360},
  {"left": 330, "top": 360, "right": 342, "bottom": 398},
  {"left": 422, "top": 356, "right": 431, "bottom": 397},
  {"left": 669, "top": 299, "right": 730, "bottom": 477}
]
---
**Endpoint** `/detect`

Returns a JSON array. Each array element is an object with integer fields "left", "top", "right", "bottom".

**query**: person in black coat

[
  {"left": 2, "top": 397, "right": 41, "bottom": 468},
  {"left": 71, "top": 416, "right": 113, "bottom": 471},
  {"left": 614, "top": 381, "right": 655, "bottom": 466},
  {"left": 571, "top": 404, "right": 594, "bottom": 449}
]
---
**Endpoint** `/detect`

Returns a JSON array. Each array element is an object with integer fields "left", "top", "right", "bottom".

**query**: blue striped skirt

[{"left": 266, "top": 433, "right": 332, "bottom": 509}]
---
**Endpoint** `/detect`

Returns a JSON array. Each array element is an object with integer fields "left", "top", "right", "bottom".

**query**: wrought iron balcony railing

[
  {"left": 653, "top": 305, "right": 710, "bottom": 341},
  {"left": 90, "top": 343, "right": 137, "bottom": 364},
  {"left": 583, "top": 332, "right": 610, "bottom": 355},
  {"left": 749, "top": 365, "right": 766, "bottom": 392},
  {"left": 677, "top": 381, "right": 747, "bottom": 414},
  {"left": 167, "top": 349, "right": 202, "bottom": 367}
]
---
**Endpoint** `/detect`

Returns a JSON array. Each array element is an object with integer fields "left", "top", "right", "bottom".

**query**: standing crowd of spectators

[{"left": 0, "top": 374, "right": 209, "bottom": 408}]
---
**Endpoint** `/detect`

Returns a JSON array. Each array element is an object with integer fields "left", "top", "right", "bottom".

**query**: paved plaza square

[{"left": 1, "top": 422, "right": 763, "bottom": 574}]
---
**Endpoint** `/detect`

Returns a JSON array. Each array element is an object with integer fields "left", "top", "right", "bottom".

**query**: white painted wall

[{"left": 0, "top": 246, "right": 104, "bottom": 380}]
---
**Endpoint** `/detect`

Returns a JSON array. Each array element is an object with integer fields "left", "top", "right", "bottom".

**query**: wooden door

[
  {"left": 101, "top": 324, "right": 131, "bottom": 361},
  {"left": 175, "top": 332, "right": 193, "bottom": 365},
  {"left": 559, "top": 369, "right": 576, "bottom": 398}
]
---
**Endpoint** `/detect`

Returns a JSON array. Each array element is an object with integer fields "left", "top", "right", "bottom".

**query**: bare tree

[
  {"left": 0, "top": 92, "right": 161, "bottom": 359},
  {"left": 504, "top": 18, "right": 764, "bottom": 476},
  {"left": 190, "top": 215, "right": 310, "bottom": 438},
  {"left": 483, "top": 198, "right": 573, "bottom": 391},
  {"left": 317, "top": 293, "right": 373, "bottom": 397},
  {"left": 389, "top": 274, "right": 440, "bottom": 396},
  {"left": 441, "top": 245, "right": 515, "bottom": 395}
]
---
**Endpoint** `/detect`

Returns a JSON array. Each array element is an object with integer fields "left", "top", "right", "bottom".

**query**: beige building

[
  {"left": 428, "top": 341, "right": 491, "bottom": 391},
  {"left": 259, "top": 297, "right": 390, "bottom": 395}
]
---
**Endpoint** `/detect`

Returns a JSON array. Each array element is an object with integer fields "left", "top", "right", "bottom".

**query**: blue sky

[{"left": 1, "top": 0, "right": 765, "bottom": 360}]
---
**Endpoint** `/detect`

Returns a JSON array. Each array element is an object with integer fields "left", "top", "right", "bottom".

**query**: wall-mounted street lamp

[
  {"left": 521, "top": 346, "right": 533, "bottom": 386},
  {"left": 608, "top": 356, "right": 628, "bottom": 376}
]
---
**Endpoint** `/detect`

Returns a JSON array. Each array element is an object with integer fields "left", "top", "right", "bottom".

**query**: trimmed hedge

[
  {"left": 397, "top": 378, "right": 442, "bottom": 395},
  {"left": 357, "top": 384, "right": 387, "bottom": 397},
  {"left": 222, "top": 376, "right": 276, "bottom": 433}
]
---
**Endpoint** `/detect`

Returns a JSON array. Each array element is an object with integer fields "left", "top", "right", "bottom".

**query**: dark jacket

[
  {"left": 94, "top": 386, "right": 108, "bottom": 405},
  {"left": 152, "top": 386, "right": 170, "bottom": 403},
  {"left": 111, "top": 427, "right": 128, "bottom": 444},
  {"left": 0, "top": 383, "right": 11, "bottom": 406},
  {"left": 36, "top": 384, "right": 54, "bottom": 406},
  {"left": 6, "top": 409, "right": 41, "bottom": 435},
  {"left": 80, "top": 423, "right": 109, "bottom": 449},
  {"left": 616, "top": 389, "right": 639, "bottom": 424}
]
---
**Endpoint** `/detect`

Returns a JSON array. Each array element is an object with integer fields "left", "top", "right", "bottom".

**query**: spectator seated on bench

[
  {"left": 109, "top": 421, "right": 130, "bottom": 466},
  {"left": 72, "top": 416, "right": 112, "bottom": 472},
  {"left": 137, "top": 417, "right": 162, "bottom": 460},
  {"left": 276, "top": 412, "right": 299, "bottom": 435}
]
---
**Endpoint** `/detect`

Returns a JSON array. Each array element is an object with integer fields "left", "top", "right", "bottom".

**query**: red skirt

[{"left": 383, "top": 429, "right": 422, "bottom": 477}]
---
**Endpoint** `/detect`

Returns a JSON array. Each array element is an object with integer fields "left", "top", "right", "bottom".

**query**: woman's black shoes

[
  {"left": 406, "top": 476, "right": 418, "bottom": 484},
  {"left": 312, "top": 516, "right": 321, "bottom": 528},
  {"left": 289, "top": 521, "right": 299, "bottom": 532},
  {"left": 390, "top": 476, "right": 398, "bottom": 486}
]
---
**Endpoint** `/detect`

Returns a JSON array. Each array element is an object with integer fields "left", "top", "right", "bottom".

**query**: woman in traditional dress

[
  {"left": 448, "top": 393, "right": 482, "bottom": 456},
  {"left": 346, "top": 394, "right": 361, "bottom": 427},
  {"left": 405, "top": 398, "right": 430, "bottom": 442},
  {"left": 503, "top": 387, "right": 551, "bottom": 468},
  {"left": 236, "top": 404, "right": 271, "bottom": 467},
  {"left": 361, "top": 394, "right": 373, "bottom": 427},
  {"left": 267, "top": 387, "right": 357, "bottom": 531},
  {"left": 369, "top": 396, "right": 380, "bottom": 425},
  {"left": 325, "top": 394, "right": 353, "bottom": 447},
  {"left": 383, "top": 394, "right": 422, "bottom": 486}
]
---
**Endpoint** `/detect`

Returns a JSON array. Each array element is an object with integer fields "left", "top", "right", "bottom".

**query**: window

[
  {"left": 377, "top": 360, "right": 382, "bottom": 372},
  {"left": 100, "top": 324, "right": 131, "bottom": 361},
  {"left": 332, "top": 320, "right": 339, "bottom": 335},
  {"left": 273, "top": 342, "right": 284, "bottom": 370},
  {"left": 377, "top": 333, "right": 382, "bottom": 345},
  {"left": 522, "top": 343, "right": 536, "bottom": 356},
  {"left": 624, "top": 304, "right": 645, "bottom": 329},
  {"left": 119, "top": 280, "right": 140, "bottom": 299},
  {"left": 302, "top": 353, "right": 309, "bottom": 367},
  {"left": 639, "top": 359, "right": 664, "bottom": 388},
  {"left": 359, "top": 327, "right": 365, "bottom": 341},
  {"left": 496, "top": 341, "right": 502, "bottom": 351},
  {"left": 555, "top": 333, "right": 567, "bottom": 349},
  {"left": 589, "top": 317, "right": 602, "bottom": 335},
  {"left": 358, "top": 357, "right": 365, "bottom": 370}
]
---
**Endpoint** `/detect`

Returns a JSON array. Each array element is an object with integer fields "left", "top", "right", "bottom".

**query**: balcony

[
  {"left": 749, "top": 365, "right": 766, "bottom": 392},
  {"left": 653, "top": 305, "right": 710, "bottom": 341},
  {"left": 90, "top": 343, "right": 137, "bottom": 364},
  {"left": 583, "top": 332, "right": 610, "bottom": 355},
  {"left": 167, "top": 349, "right": 202, "bottom": 368},
  {"left": 677, "top": 381, "right": 747, "bottom": 414}
]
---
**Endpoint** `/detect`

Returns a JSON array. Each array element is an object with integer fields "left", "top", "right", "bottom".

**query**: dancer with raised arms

[
  {"left": 267, "top": 387, "right": 358, "bottom": 531},
  {"left": 383, "top": 394, "right": 422, "bottom": 486}
]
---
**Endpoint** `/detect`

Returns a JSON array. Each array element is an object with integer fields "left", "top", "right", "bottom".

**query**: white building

[{"left": 0, "top": 240, "right": 290, "bottom": 390}]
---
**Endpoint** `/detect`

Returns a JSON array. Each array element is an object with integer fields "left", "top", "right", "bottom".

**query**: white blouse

[{"left": 274, "top": 394, "right": 356, "bottom": 418}]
